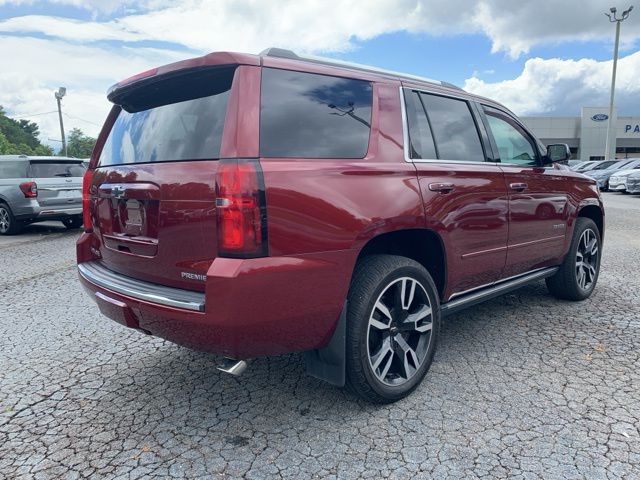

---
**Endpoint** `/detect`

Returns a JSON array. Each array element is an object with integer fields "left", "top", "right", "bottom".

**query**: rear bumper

[
  {"left": 78, "top": 262, "right": 205, "bottom": 311},
  {"left": 77, "top": 238, "right": 355, "bottom": 358},
  {"left": 37, "top": 206, "right": 82, "bottom": 217},
  {"left": 16, "top": 205, "right": 82, "bottom": 221}
]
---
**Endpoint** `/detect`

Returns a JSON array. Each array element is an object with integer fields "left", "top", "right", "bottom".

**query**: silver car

[
  {"left": 627, "top": 171, "right": 640, "bottom": 194},
  {"left": 0, "top": 155, "right": 85, "bottom": 235},
  {"left": 608, "top": 162, "right": 640, "bottom": 192}
]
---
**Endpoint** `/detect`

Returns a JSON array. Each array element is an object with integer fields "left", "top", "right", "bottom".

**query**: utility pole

[
  {"left": 54, "top": 87, "right": 67, "bottom": 157},
  {"left": 604, "top": 6, "right": 633, "bottom": 161}
]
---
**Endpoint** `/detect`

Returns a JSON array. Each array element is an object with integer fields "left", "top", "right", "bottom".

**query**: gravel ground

[{"left": 1, "top": 194, "right": 639, "bottom": 479}]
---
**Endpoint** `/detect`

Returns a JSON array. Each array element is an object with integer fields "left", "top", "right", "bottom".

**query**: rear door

[
  {"left": 88, "top": 65, "right": 239, "bottom": 291},
  {"left": 403, "top": 88, "right": 509, "bottom": 299},
  {"left": 480, "top": 105, "right": 570, "bottom": 277},
  {"left": 29, "top": 160, "right": 85, "bottom": 210}
]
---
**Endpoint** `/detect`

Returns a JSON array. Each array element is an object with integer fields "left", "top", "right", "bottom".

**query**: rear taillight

[
  {"left": 215, "top": 159, "right": 267, "bottom": 258},
  {"left": 82, "top": 169, "right": 93, "bottom": 232},
  {"left": 19, "top": 181, "right": 37, "bottom": 198}
]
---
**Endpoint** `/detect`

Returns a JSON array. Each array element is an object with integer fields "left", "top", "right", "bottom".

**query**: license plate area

[{"left": 96, "top": 183, "right": 161, "bottom": 257}]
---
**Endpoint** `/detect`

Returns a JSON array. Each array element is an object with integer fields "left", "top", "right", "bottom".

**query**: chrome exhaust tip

[{"left": 217, "top": 358, "right": 249, "bottom": 376}]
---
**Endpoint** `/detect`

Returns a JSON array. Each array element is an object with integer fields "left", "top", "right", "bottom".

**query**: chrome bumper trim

[
  {"left": 38, "top": 207, "right": 82, "bottom": 216},
  {"left": 78, "top": 261, "right": 205, "bottom": 312}
]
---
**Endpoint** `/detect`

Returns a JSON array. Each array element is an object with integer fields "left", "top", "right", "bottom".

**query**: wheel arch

[
  {"left": 354, "top": 228, "right": 447, "bottom": 300},
  {"left": 577, "top": 204, "right": 604, "bottom": 241}
]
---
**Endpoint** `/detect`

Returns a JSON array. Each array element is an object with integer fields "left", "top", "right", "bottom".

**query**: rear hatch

[
  {"left": 30, "top": 160, "right": 84, "bottom": 210},
  {"left": 89, "top": 66, "right": 237, "bottom": 292}
]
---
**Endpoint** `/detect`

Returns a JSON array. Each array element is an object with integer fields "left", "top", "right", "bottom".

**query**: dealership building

[{"left": 521, "top": 107, "right": 640, "bottom": 161}]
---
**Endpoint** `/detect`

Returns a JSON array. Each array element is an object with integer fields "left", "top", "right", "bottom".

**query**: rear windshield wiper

[{"left": 54, "top": 173, "right": 73, "bottom": 177}]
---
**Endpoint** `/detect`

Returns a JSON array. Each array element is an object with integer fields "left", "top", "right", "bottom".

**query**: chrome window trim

[
  {"left": 399, "top": 86, "right": 500, "bottom": 167},
  {"left": 78, "top": 261, "right": 205, "bottom": 312}
]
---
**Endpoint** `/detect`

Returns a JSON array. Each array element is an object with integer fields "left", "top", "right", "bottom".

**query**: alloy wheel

[
  {"left": 366, "top": 277, "right": 434, "bottom": 386},
  {"left": 0, "top": 207, "right": 10, "bottom": 234},
  {"left": 576, "top": 228, "right": 598, "bottom": 290}
]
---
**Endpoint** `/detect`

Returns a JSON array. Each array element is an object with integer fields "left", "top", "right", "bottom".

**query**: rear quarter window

[
  {"left": 0, "top": 161, "right": 28, "bottom": 178},
  {"left": 260, "top": 68, "right": 372, "bottom": 158}
]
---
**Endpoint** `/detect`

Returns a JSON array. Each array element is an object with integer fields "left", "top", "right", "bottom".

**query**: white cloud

[
  {"left": 1, "top": 1, "right": 639, "bottom": 58},
  {"left": 464, "top": 51, "right": 640, "bottom": 116},
  {"left": 0, "top": 35, "right": 185, "bottom": 145},
  {"left": 1, "top": 0, "right": 639, "bottom": 148}
]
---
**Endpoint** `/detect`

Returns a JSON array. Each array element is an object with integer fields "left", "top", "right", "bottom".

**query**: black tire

[
  {"left": 62, "top": 216, "right": 83, "bottom": 230},
  {"left": 345, "top": 255, "right": 440, "bottom": 403},
  {"left": 546, "top": 217, "right": 601, "bottom": 301},
  {"left": 0, "top": 202, "right": 22, "bottom": 235}
]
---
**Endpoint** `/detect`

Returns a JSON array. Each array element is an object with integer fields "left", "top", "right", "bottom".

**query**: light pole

[
  {"left": 604, "top": 5, "right": 633, "bottom": 161},
  {"left": 54, "top": 87, "right": 67, "bottom": 157}
]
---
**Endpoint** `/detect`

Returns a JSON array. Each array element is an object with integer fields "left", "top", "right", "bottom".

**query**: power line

[
  {"left": 13, "top": 110, "right": 58, "bottom": 118},
  {"left": 63, "top": 112, "right": 101, "bottom": 127}
]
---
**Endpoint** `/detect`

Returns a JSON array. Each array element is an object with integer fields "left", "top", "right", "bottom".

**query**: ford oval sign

[{"left": 592, "top": 113, "right": 609, "bottom": 122}]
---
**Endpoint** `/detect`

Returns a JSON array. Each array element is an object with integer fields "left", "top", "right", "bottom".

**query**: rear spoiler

[{"left": 107, "top": 51, "right": 259, "bottom": 109}]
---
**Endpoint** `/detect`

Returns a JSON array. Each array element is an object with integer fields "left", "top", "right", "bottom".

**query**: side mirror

[{"left": 545, "top": 144, "right": 571, "bottom": 164}]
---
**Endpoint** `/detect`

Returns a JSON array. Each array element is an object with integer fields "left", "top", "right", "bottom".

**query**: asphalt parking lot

[{"left": 1, "top": 194, "right": 639, "bottom": 479}]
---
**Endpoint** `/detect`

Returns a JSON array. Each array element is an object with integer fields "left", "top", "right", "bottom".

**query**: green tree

[
  {"left": 0, "top": 106, "right": 53, "bottom": 155},
  {"left": 0, "top": 131, "right": 11, "bottom": 154},
  {"left": 0, "top": 106, "right": 41, "bottom": 150},
  {"left": 66, "top": 128, "right": 96, "bottom": 158}
]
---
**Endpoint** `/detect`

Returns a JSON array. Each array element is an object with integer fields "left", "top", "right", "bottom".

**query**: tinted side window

[
  {"left": 483, "top": 107, "right": 538, "bottom": 166},
  {"left": 0, "top": 161, "right": 28, "bottom": 178},
  {"left": 404, "top": 90, "right": 436, "bottom": 159},
  {"left": 260, "top": 68, "right": 372, "bottom": 158},
  {"left": 420, "top": 93, "right": 485, "bottom": 162}
]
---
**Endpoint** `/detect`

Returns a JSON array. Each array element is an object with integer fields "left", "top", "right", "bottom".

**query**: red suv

[{"left": 77, "top": 48, "right": 604, "bottom": 403}]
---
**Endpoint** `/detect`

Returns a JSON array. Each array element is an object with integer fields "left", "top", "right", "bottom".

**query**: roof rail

[{"left": 260, "top": 47, "right": 463, "bottom": 91}]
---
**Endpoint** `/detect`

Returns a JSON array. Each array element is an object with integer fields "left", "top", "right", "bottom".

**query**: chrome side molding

[
  {"left": 78, "top": 261, "right": 205, "bottom": 312},
  {"left": 441, "top": 267, "right": 559, "bottom": 317}
]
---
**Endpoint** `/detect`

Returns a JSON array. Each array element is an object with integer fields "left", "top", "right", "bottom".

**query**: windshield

[{"left": 592, "top": 160, "right": 617, "bottom": 170}]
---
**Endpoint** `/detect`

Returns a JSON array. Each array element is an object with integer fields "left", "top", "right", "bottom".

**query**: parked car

[
  {"left": 77, "top": 48, "right": 604, "bottom": 403},
  {"left": 587, "top": 158, "right": 640, "bottom": 190},
  {"left": 626, "top": 171, "right": 640, "bottom": 194},
  {"left": 570, "top": 161, "right": 591, "bottom": 170},
  {"left": 574, "top": 161, "right": 599, "bottom": 172},
  {"left": 0, "top": 155, "right": 86, "bottom": 235},
  {"left": 607, "top": 161, "right": 640, "bottom": 192}
]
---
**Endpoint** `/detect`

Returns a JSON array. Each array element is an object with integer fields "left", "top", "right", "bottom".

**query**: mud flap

[{"left": 303, "top": 301, "right": 347, "bottom": 387}]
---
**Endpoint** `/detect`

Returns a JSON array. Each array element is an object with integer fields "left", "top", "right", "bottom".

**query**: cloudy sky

[{"left": 0, "top": 0, "right": 639, "bottom": 148}]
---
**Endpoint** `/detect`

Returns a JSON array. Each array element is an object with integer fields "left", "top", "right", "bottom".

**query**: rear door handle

[
  {"left": 428, "top": 182, "right": 455, "bottom": 193},
  {"left": 509, "top": 182, "right": 528, "bottom": 192}
]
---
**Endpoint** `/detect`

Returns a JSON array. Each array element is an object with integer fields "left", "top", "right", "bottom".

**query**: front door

[
  {"left": 403, "top": 88, "right": 509, "bottom": 299},
  {"left": 481, "top": 105, "right": 569, "bottom": 278}
]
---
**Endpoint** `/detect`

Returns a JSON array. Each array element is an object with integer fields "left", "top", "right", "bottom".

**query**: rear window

[
  {"left": 404, "top": 90, "right": 437, "bottom": 159},
  {"left": 260, "top": 68, "right": 372, "bottom": 158},
  {"left": 419, "top": 93, "right": 485, "bottom": 162},
  {"left": 29, "top": 161, "right": 85, "bottom": 178},
  {"left": 98, "top": 67, "right": 235, "bottom": 166},
  {"left": 0, "top": 161, "right": 28, "bottom": 178}
]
